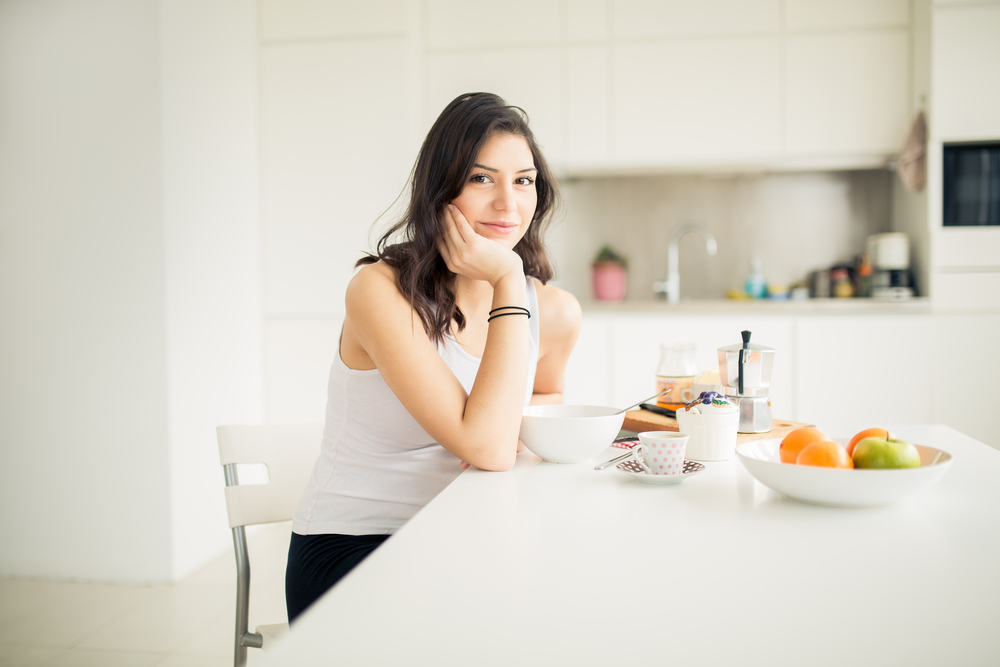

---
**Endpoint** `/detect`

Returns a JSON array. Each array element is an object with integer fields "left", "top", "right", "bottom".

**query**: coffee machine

[
  {"left": 718, "top": 330, "right": 775, "bottom": 434},
  {"left": 868, "top": 232, "right": 914, "bottom": 301}
]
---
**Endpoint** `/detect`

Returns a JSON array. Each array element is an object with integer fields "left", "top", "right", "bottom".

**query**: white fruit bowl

[
  {"left": 736, "top": 438, "right": 954, "bottom": 508},
  {"left": 519, "top": 405, "right": 625, "bottom": 464}
]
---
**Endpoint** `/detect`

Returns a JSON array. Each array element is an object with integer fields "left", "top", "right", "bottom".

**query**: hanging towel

[{"left": 897, "top": 110, "right": 927, "bottom": 192}]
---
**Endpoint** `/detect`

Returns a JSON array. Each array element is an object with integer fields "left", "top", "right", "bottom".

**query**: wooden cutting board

[{"left": 622, "top": 410, "right": 812, "bottom": 444}]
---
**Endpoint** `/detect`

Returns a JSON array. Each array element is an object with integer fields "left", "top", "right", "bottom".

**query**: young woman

[{"left": 285, "top": 92, "right": 581, "bottom": 622}]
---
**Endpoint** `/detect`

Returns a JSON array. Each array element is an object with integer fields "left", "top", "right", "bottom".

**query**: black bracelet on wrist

[
  {"left": 488, "top": 306, "right": 530, "bottom": 318},
  {"left": 487, "top": 311, "right": 531, "bottom": 323}
]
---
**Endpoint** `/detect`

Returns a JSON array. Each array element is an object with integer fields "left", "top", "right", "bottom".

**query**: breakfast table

[{"left": 268, "top": 424, "right": 1000, "bottom": 666}]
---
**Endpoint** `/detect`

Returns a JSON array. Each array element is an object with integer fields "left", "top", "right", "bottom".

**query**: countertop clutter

[
  {"left": 580, "top": 296, "right": 935, "bottom": 315},
  {"left": 268, "top": 424, "right": 1000, "bottom": 666},
  {"left": 620, "top": 408, "right": 808, "bottom": 441}
]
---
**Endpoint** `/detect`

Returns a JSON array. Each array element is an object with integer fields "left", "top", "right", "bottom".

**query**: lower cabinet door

[{"left": 795, "top": 315, "right": 933, "bottom": 428}]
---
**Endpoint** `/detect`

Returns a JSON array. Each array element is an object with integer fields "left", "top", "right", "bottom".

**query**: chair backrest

[{"left": 217, "top": 423, "right": 323, "bottom": 529}]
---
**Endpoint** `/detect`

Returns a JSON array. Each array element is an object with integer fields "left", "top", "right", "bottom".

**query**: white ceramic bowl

[
  {"left": 519, "top": 405, "right": 625, "bottom": 464},
  {"left": 736, "top": 438, "right": 953, "bottom": 508}
]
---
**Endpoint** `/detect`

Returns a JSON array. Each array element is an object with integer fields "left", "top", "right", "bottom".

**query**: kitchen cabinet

[
  {"left": 930, "top": 313, "right": 999, "bottom": 448},
  {"left": 561, "top": 313, "right": 614, "bottom": 407},
  {"left": 256, "top": 0, "right": 922, "bottom": 330},
  {"left": 564, "top": 308, "right": 1000, "bottom": 452},
  {"left": 416, "top": 0, "right": 916, "bottom": 173},
  {"left": 795, "top": 314, "right": 933, "bottom": 425},
  {"left": 426, "top": 48, "right": 564, "bottom": 163},
  {"left": 784, "top": 0, "right": 910, "bottom": 30},
  {"left": 612, "top": 37, "right": 782, "bottom": 164},
  {"left": 564, "top": 312, "right": 794, "bottom": 417},
  {"left": 255, "top": 1, "right": 930, "bottom": 424},
  {"left": 566, "top": 0, "right": 608, "bottom": 41},
  {"left": 931, "top": 2, "right": 1000, "bottom": 140},
  {"left": 613, "top": 0, "right": 781, "bottom": 38},
  {"left": 609, "top": 314, "right": 795, "bottom": 415},
  {"left": 565, "top": 45, "right": 610, "bottom": 164},
  {"left": 784, "top": 29, "right": 910, "bottom": 156},
  {"left": 926, "top": 2, "right": 1000, "bottom": 308},
  {"left": 258, "top": 0, "right": 409, "bottom": 41},
  {"left": 426, "top": 0, "right": 560, "bottom": 50}
]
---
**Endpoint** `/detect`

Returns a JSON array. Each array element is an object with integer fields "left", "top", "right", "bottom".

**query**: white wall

[
  {"left": 0, "top": 0, "right": 262, "bottom": 583},
  {"left": 160, "top": 0, "right": 264, "bottom": 581},
  {"left": 0, "top": 0, "right": 172, "bottom": 581},
  {"left": 259, "top": 0, "right": 420, "bottom": 424}
]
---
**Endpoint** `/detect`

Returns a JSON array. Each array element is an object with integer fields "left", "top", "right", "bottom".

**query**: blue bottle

[{"left": 744, "top": 258, "right": 766, "bottom": 299}]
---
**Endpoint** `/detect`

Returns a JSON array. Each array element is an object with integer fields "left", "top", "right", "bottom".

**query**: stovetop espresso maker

[{"left": 718, "top": 330, "right": 775, "bottom": 434}]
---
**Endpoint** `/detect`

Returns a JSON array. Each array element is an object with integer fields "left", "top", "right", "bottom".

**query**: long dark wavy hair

[{"left": 357, "top": 92, "right": 560, "bottom": 345}]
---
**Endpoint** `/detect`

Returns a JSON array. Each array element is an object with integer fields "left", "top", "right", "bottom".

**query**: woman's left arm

[{"left": 530, "top": 281, "right": 582, "bottom": 406}]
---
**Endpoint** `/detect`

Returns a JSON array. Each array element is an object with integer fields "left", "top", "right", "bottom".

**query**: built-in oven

[{"left": 943, "top": 141, "right": 1000, "bottom": 227}]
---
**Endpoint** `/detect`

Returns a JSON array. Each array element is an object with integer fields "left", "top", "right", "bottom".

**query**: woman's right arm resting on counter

[{"left": 342, "top": 212, "right": 529, "bottom": 472}]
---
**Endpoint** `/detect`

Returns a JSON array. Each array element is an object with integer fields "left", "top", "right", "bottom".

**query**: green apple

[{"left": 852, "top": 436, "right": 921, "bottom": 469}]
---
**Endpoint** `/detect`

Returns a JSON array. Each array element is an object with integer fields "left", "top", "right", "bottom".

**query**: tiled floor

[{"left": 0, "top": 522, "right": 292, "bottom": 667}]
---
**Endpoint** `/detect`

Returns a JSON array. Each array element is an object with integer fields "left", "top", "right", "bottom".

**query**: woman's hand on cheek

[{"left": 437, "top": 204, "right": 523, "bottom": 286}]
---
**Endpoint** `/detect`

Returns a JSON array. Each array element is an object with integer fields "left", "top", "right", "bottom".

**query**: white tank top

[{"left": 292, "top": 279, "right": 540, "bottom": 536}]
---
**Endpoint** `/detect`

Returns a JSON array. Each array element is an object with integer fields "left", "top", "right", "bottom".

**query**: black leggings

[{"left": 285, "top": 532, "right": 389, "bottom": 623}]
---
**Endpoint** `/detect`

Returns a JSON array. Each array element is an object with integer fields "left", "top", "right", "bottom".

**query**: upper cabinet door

[
  {"left": 785, "top": 29, "right": 910, "bottom": 156},
  {"left": 932, "top": 3, "right": 1000, "bottom": 140},
  {"left": 566, "top": 45, "right": 611, "bottom": 165},
  {"left": 784, "top": 0, "right": 910, "bottom": 31},
  {"left": 426, "top": 0, "right": 561, "bottom": 49},
  {"left": 420, "top": 0, "right": 918, "bottom": 172},
  {"left": 259, "top": 0, "right": 409, "bottom": 41},
  {"left": 426, "top": 48, "right": 564, "bottom": 165},
  {"left": 613, "top": 0, "right": 780, "bottom": 38},
  {"left": 613, "top": 37, "right": 782, "bottom": 163}
]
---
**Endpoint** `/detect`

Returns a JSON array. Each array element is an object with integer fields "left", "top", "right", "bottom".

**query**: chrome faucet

[{"left": 653, "top": 221, "right": 718, "bottom": 304}]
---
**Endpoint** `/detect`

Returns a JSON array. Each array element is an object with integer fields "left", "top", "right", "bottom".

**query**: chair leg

[
  {"left": 232, "top": 524, "right": 250, "bottom": 667},
  {"left": 226, "top": 466, "right": 263, "bottom": 665}
]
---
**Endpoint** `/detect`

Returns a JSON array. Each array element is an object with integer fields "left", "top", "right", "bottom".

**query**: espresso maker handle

[{"left": 738, "top": 330, "right": 751, "bottom": 395}]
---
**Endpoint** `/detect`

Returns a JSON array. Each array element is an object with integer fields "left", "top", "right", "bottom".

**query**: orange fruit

[
  {"left": 796, "top": 440, "right": 854, "bottom": 469},
  {"left": 779, "top": 427, "right": 829, "bottom": 464},
  {"left": 846, "top": 428, "right": 894, "bottom": 458}
]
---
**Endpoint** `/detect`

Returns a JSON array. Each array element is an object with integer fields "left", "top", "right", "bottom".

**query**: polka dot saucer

[{"left": 616, "top": 458, "right": 706, "bottom": 485}]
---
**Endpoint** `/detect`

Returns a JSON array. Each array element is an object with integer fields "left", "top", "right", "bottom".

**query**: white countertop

[
  {"left": 581, "top": 297, "right": 938, "bottom": 315},
  {"left": 271, "top": 425, "right": 1000, "bottom": 666}
]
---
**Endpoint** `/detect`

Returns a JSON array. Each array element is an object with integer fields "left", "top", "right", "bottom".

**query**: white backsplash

[{"left": 545, "top": 170, "right": 893, "bottom": 301}]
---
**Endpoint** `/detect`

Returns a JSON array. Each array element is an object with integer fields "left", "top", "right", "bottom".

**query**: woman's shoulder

[
  {"left": 346, "top": 261, "right": 406, "bottom": 311},
  {"left": 349, "top": 261, "right": 396, "bottom": 291},
  {"left": 532, "top": 279, "right": 582, "bottom": 335}
]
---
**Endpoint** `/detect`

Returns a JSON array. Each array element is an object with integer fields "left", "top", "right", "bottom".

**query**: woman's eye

[
  {"left": 515, "top": 176, "right": 535, "bottom": 186},
  {"left": 470, "top": 174, "right": 491, "bottom": 184}
]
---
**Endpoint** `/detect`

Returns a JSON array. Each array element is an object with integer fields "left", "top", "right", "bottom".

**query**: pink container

[{"left": 592, "top": 264, "right": 627, "bottom": 301}]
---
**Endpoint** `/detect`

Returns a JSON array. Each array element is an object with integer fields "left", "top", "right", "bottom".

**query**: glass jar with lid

[{"left": 655, "top": 342, "right": 698, "bottom": 410}]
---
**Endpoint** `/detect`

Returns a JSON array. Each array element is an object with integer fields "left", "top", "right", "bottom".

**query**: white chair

[{"left": 217, "top": 423, "right": 323, "bottom": 667}]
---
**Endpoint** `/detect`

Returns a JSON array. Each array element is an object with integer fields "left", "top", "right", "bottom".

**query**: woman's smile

[
  {"left": 450, "top": 132, "right": 537, "bottom": 248},
  {"left": 478, "top": 220, "right": 519, "bottom": 234}
]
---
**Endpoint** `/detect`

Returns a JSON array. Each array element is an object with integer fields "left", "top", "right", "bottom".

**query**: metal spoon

[
  {"left": 594, "top": 451, "right": 633, "bottom": 471},
  {"left": 593, "top": 392, "right": 670, "bottom": 471}
]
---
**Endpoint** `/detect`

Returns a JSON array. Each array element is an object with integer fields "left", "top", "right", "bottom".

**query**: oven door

[{"left": 943, "top": 141, "right": 1000, "bottom": 226}]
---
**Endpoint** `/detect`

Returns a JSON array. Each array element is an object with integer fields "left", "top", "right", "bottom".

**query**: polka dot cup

[{"left": 632, "top": 431, "right": 690, "bottom": 476}]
